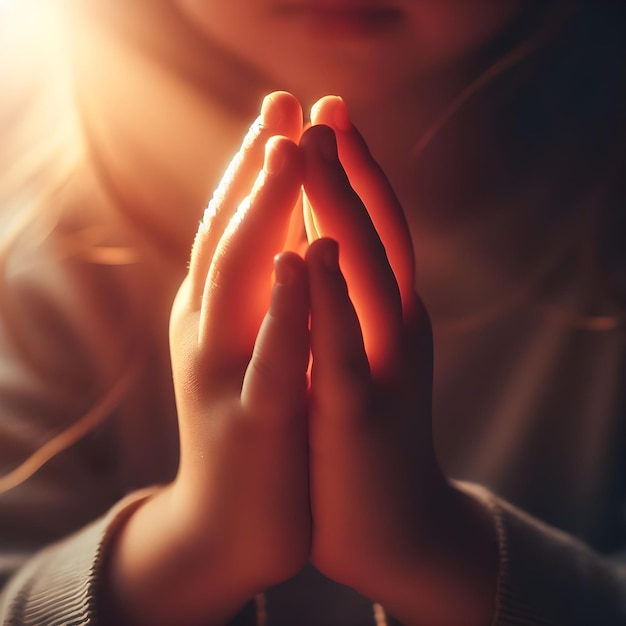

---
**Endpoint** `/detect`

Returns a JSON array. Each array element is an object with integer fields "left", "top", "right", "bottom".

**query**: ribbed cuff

[
  {"left": 4, "top": 487, "right": 159, "bottom": 626},
  {"left": 457, "top": 482, "right": 625, "bottom": 626}
]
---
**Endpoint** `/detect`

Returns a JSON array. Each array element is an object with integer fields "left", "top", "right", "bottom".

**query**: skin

[
  {"left": 173, "top": 0, "right": 526, "bottom": 104},
  {"left": 102, "top": 2, "right": 532, "bottom": 624},
  {"left": 106, "top": 92, "right": 497, "bottom": 626},
  {"left": 107, "top": 94, "right": 310, "bottom": 625},
  {"left": 302, "top": 105, "right": 497, "bottom": 624},
  {"left": 69, "top": 0, "right": 539, "bottom": 296}
]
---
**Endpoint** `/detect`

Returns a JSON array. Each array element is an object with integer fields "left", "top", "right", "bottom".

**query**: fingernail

[
  {"left": 261, "top": 93, "right": 283, "bottom": 127},
  {"left": 317, "top": 126, "right": 338, "bottom": 162},
  {"left": 333, "top": 97, "right": 352, "bottom": 132},
  {"left": 274, "top": 254, "right": 295, "bottom": 286},
  {"left": 320, "top": 239, "right": 339, "bottom": 269},
  {"left": 264, "top": 136, "right": 285, "bottom": 174}
]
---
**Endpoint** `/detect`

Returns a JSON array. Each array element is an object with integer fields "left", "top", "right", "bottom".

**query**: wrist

[
  {"left": 102, "top": 483, "right": 253, "bottom": 626},
  {"left": 364, "top": 482, "right": 498, "bottom": 626}
]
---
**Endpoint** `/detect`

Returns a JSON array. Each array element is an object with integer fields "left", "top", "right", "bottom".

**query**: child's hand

[
  {"left": 301, "top": 114, "right": 439, "bottom": 599},
  {"left": 169, "top": 91, "right": 310, "bottom": 593},
  {"left": 300, "top": 97, "right": 497, "bottom": 625},
  {"left": 107, "top": 93, "right": 311, "bottom": 626}
]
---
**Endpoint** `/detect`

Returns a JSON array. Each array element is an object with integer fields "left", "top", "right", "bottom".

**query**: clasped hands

[{"left": 167, "top": 92, "right": 496, "bottom": 626}]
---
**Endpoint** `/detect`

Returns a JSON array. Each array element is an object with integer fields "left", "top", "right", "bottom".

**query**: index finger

[
  {"left": 301, "top": 124, "right": 403, "bottom": 376},
  {"left": 310, "top": 96, "right": 415, "bottom": 319},
  {"left": 199, "top": 135, "right": 304, "bottom": 381},
  {"left": 189, "top": 91, "right": 304, "bottom": 308}
]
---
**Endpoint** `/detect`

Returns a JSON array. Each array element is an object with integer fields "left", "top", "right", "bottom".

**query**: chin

[{"left": 268, "top": 61, "right": 413, "bottom": 112}]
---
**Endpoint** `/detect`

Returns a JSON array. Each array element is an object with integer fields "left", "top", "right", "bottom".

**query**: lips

[{"left": 275, "top": 2, "right": 403, "bottom": 37}]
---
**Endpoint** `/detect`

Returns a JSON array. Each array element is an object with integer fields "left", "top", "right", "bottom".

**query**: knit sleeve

[
  {"left": 0, "top": 490, "right": 155, "bottom": 626},
  {"left": 460, "top": 483, "right": 626, "bottom": 626}
]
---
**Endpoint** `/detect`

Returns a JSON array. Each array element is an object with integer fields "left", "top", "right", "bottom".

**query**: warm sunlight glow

[{"left": 0, "top": 1, "right": 80, "bottom": 193}]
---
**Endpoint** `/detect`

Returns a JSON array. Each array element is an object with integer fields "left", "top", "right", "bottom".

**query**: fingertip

[
  {"left": 242, "top": 249, "right": 310, "bottom": 421},
  {"left": 300, "top": 124, "right": 340, "bottom": 164},
  {"left": 261, "top": 90, "right": 302, "bottom": 120},
  {"left": 306, "top": 236, "right": 371, "bottom": 393},
  {"left": 310, "top": 95, "right": 337, "bottom": 125},
  {"left": 264, "top": 135, "right": 303, "bottom": 176},
  {"left": 270, "top": 251, "right": 308, "bottom": 319},
  {"left": 310, "top": 95, "right": 352, "bottom": 132},
  {"left": 306, "top": 238, "right": 351, "bottom": 318},
  {"left": 274, "top": 250, "right": 306, "bottom": 287},
  {"left": 305, "top": 237, "right": 340, "bottom": 272},
  {"left": 261, "top": 91, "right": 304, "bottom": 141},
  {"left": 310, "top": 98, "right": 374, "bottom": 170}
]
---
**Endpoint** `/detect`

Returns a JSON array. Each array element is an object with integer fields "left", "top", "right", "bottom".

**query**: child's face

[{"left": 174, "top": 0, "right": 525, "bottom": 102}]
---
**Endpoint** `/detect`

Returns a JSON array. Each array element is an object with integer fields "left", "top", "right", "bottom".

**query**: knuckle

[
  {"left": 313, "top": 364, "right": 372, "bottom": 421},
  {"left": 249, "top": 352, "right": 277, "bottom": 387}
]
